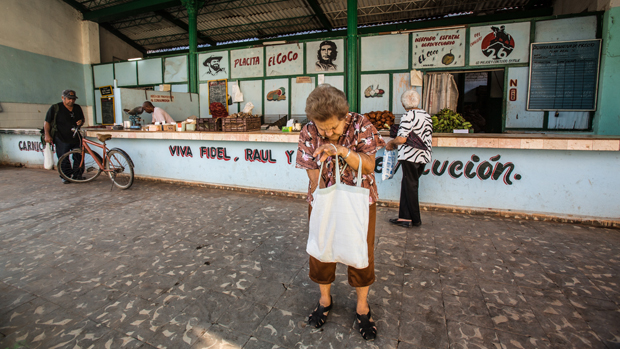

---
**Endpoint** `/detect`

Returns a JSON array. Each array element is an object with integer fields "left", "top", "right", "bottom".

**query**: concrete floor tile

[
  {"left": 190, "top": 324, "right": 251, "bottom": 349},
  {"left": 495, "top": 330, "right": 551, "bottom": 349},
  {"left": 444, "top": 295, "right": 494, "bottom": 329},
  {"left": 487, "top": 304, "right": 547, "bottom": 339},
  {"left": 399, "top": 310, "right": 448, "bottom": 348},
  {"left": 446, "top": 320, "right": 500, "bottom": 349}
]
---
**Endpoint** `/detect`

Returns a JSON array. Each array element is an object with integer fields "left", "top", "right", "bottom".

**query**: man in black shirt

[{"left": 44, "top": 89, "right": 85, "bottom": 184}]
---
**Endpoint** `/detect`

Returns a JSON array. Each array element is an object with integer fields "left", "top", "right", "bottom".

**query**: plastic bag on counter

[
  {"left": 242, "top": 102, "right": 254, "bottom": 114},
  {"left": 43, "top": 143, "right": 54, "bottom": 170},
  {"left": 381, "top": 149, "right": 399, "bottom": 181},
  {"left": 232, "top": 84, "right": 244, "bottom": 103}
]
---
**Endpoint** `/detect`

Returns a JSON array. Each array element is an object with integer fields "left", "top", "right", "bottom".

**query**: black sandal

[
  {"left": 356, "top": 308, "right": 377, "bottom": 340},
  {"left": 308, "top": 296, "right": 333, "bottom": 328}
]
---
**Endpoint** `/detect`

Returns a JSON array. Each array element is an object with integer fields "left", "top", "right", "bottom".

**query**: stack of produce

[
  {"left": 364, "top": 110, "right": 395, "bottom": 130},
  {"left": 209, "top": 102, "right": 228, "bottom": 118},
  {"left": 431, "top": 108, "right": 472, "bottom": 133},
  {"left": 228, "top": 112, "right": 259, "bottom": 118}
]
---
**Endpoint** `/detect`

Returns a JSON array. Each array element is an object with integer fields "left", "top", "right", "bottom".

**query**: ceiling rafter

[
  {"left": 136, "top": 15, "right": 315, "bottom": 46},
  {"left": 304, "top": 0, "right": 332, "bottom": 31},
  {"left": 82, "top": 0, "right": 181, "bottom": 23},
  {"left": 61, "top": 0, "right": 147, "bottom": 54},
  {"left": 164, "top": 0, "right": 289, "bottom": 19},
  {"left": 328, "top": 0, "right": 502, "bottom": 20},
  {"left": 154, "top": 10, "right": 217, "bottom": 45}
]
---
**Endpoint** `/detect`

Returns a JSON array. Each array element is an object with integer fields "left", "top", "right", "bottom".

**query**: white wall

[
  {"left": 0, "top": 0, "right": 99, "bottom": 128},
  {"left": 0, "top": 0, "right": 98, "bottom": 65},
  {"left": 553, "top": 0, "right": 620, "bottom": 14},
  {"left": 100, "top": 27, "right": 144, "bottom": 63}
]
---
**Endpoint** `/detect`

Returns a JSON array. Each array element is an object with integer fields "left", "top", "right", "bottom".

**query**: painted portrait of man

[
  {"left": 315, "top": 40, "right": 338, "bottom": 72},
  {"left": 202, "top": 55, "right": 227, "bottom": 77}
]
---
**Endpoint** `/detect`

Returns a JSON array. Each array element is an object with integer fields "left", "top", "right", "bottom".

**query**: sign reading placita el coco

[
  {"left": 469, "top": 22, "right": 531, "bottom": 66},
  {"left": 412, "top": 28, "right": 465, "bottom": 68},
  {"left": 230, "top": 47, "right": 264, "bottom": 79},
  {"left": 265, "top": 43, "right": 303, "bottom": 76}
]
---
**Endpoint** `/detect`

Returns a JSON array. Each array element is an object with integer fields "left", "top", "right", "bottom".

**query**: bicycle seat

[{"left": 97, "top": 134, "right": 112, "bottom": 142}]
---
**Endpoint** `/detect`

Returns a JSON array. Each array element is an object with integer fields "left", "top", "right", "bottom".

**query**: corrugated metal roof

[{"left": 83, "top": 0, "right": 547, "bottom": 51}]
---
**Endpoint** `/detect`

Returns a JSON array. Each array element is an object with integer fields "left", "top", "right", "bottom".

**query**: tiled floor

[{"left": 1, "top": 166, "right": 619, "bottom": 349}]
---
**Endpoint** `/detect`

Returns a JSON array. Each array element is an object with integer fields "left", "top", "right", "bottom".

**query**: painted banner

[
  {"left": 199, "top": 51, "right": 228, "bottom": 81},
  {"left": 305, "top": 39, "right": 345, "bottom": 73},
  {"left": 412, "top": 28, "right": 465, "bottom": 68},
  {"left": 164, "top": 56, "right": 188, "bottom": 83},
  {"left": 361, "top": 34, "right": 409, "bottom": 71},
  {"left": 469, "top": 22, "right": 531, "bottom": 66},
  {"left": 231, "top": 47, "right": 264, "bottom": 79},
  {"left": 265, "top": 43, "right": 303, "bottom": 76}
]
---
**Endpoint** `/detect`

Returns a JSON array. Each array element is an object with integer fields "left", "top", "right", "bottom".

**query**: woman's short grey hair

[
  {"left": 401, "top": 90, "right": 420, "bottom": 109},
  {"left": 305, "top": 84, "right": 349, "bottom": 122}
]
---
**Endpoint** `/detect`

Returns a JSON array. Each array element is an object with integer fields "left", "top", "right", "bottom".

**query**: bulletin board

[
  {"left": 208, "top": 79, "right": 229, "bottom": 113},
  {"left": 101, "top": 97, "right": 115, "bottom": 125},
  {"left": 527, "top": 39, "right": 601, "bottom": 111}
]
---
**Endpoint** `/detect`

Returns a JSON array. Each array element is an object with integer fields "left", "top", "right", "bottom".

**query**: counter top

[
  {"left": 83, "top": 129, "right": 620, "bottom": 151},
  {"left": 2, "top": 128, "right": 618, "bottom": 151}
]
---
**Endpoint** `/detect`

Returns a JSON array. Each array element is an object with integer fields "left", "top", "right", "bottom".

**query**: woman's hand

[
  {"left": 386, "top": 136, "right": 407, "bottom": 151},
  {"left": 312, "top": 144, "right": 345, "bottom": 163},
  {"left": 386, "top": 140, "right": 397, "bottom": 151}
]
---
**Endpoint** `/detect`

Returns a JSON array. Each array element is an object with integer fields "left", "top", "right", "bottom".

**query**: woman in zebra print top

[{"left": 386, "top": 90, "right": 433, "bottom": 227}]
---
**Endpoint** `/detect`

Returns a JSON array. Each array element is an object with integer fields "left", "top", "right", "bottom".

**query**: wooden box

[
  {"left": 148, "top": 125, "right": 162, "bottom": 131},
  {"left": 221, "top": 117, "right": 261, "bottom": 132},
  {"left": 162, "top": 124, "right": 176, "bottom": 132},
  {"left": 197, "top": 118, "right": 221, "bottom": 132}
]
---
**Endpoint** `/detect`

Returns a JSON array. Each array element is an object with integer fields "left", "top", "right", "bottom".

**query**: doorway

[{"left": 452, "top": 69, "right": 505, "bottom": 133}]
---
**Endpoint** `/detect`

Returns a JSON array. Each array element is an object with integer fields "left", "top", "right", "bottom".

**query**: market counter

[
  {"left": 2, "top": 128, "right": 619, "bottom": 224},
  {"left": 83, "top": 129, "right": 620, "bottom": 151}
]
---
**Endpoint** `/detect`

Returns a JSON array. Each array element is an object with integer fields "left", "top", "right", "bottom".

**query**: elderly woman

[
  {"left": 386, "top": 90, "right": 433, "bottom": 227},
  {"left": 296, "top": 85, "right": 385, "bottom": 340}
]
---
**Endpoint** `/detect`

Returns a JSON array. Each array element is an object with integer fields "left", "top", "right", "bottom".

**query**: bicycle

[{"left": 57, "top": 125, "right": 135, "bottom": 189}]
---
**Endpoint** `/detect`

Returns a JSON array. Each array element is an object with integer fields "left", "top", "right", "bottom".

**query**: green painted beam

[
  {"left": 305, "top": 0, "right": 333, "bottom": 31},
  {"left": 101, "top": 23, "right": 147, "bottom": 55},
  {"left": 181, "top": 0, "right": 200, "bottom": 94},
  {"left": 346, "top": 0, "right": 358, "bottom": 112},
  {"left": 155, "top": 10, "right": 217, "bottom": 46},
  {"left": 83, "top": 0, "right": 181, "bottom": 23}
]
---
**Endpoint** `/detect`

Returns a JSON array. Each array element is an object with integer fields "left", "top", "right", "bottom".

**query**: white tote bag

[
  {"left": 381, "top": 149, "right": 399, "bottom": 181},
  {"left": 307, "top": 153, "right": 370, "bottom": 269},
  {"left": 43, "top": 142, "right": 54, "bottom": 170}
]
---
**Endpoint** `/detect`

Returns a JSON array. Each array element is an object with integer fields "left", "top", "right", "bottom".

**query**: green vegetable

[{"left": 431, "top": 108, "right": 472, "bottom": 133}]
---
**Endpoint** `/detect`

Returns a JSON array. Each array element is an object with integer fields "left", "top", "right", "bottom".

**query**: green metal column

[
  {"left": 182, "top": 0, "right": 200, "bottom": 94},
  {"left": 346, "top": 0, "right": 358, "bottom": 112}
]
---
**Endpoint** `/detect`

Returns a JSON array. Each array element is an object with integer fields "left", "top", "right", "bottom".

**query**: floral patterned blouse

[{"left": 295, "top": 112, "right": 386, "bottom": 204}]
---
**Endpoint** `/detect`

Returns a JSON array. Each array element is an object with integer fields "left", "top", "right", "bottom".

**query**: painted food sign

[
  {"left": 469, "top": 22, "right": 531, "bottom": 66},
  {"left": 230, "top": 47, "right": 264, "bottom": 79},
  {"left": 412, "top": 28, "right": 465, "bottom": 68},
  {"left": 266, "top": 43, "right": 303, "bottom": 76}
]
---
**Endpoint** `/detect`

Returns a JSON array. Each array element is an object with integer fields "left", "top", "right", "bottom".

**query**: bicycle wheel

[
  {"left": 57, "top": 149, "right": 102, "bottom": 182},
  {"left": 105, "top": 149, "right": 134, "bottom": 189}
]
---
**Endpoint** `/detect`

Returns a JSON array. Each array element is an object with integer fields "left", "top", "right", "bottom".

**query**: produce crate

[
  {"left": 221, "top": 117, "right": 261, "bottom": 132},
  {"left": 196, "top": 118, "right": 221, "bottom": 132}
]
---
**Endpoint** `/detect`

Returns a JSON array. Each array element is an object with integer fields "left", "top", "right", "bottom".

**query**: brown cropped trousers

[{"left": 307, "top": 203, "right": 377, "bottom": 287}]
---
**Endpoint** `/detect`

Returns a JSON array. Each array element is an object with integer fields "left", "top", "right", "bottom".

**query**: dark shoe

[
  {"left": 72, "top": 174, "right": 85, "bottom": 180},
  {"left": 308, "top": 296, "right": 333, "bottom": 329},
  {"left": 356, "top": 308, "right": 377, "bottom": 340},
  {"left": 62, "top": 179, "right": 71, "bottom": 184},
  {"left": 389, "top": 218, "right": 412, "bottom": 228},
  {"left": 389, "top": 218, "right": 421, "bottom": 227}
]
